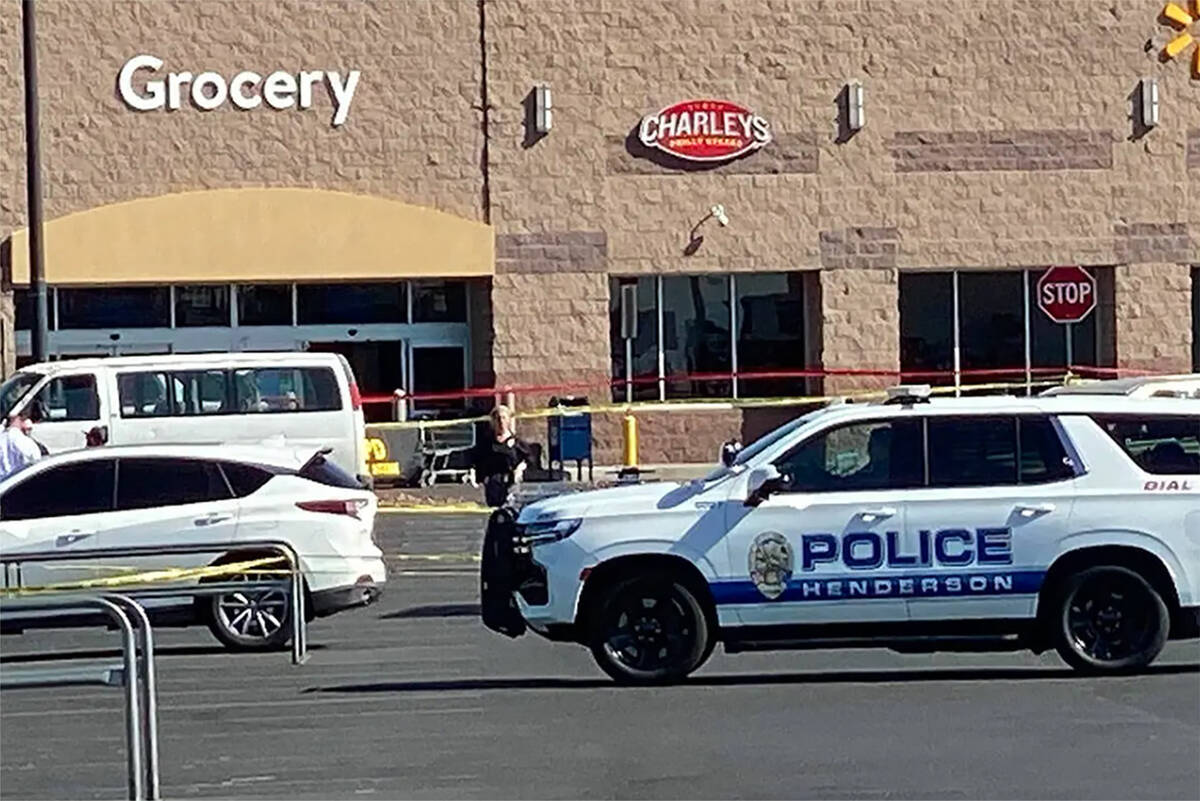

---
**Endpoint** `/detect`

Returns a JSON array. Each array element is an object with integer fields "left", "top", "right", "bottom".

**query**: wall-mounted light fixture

[
  {"left": 1138, "top": 77, "right": 1159, "bottom": 129},
  {"left": 534, "top": 85, "right": 552, "bottom": 134},
  {"left": 846, "top": 80, "right": 865, "bottom": 131}
]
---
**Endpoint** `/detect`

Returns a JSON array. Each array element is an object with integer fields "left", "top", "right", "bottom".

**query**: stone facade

[{"left": 2, "top": 0, "right": 1198, "bottom": 465}]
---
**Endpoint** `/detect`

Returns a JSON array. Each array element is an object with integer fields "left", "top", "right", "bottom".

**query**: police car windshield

[{"left": 703, "top": 409, "right": 826, "bottom": 482}]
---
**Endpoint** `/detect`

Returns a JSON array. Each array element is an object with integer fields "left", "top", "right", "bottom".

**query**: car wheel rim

[
  {"left": 603, "top": 588, "right": 694, "bottom": 673},
  {"left": 1066, "top": 573, "right": 1154, "bottom": 663},
  {"left": 217, "top": 574, "right": 288, "bottom": 640}
]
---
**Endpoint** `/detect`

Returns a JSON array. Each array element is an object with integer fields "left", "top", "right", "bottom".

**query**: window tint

[
  {"left": 28, "top": 375, "right": 100, "bottom": 422},
  {"left": 116, "top": 459, "right": 231, "bottom": 510},
  {"left": 220, "top": 462, "right": 277, "bottom": 497},
  {"left": 928, "top": 417, "right": 1018, "bottom": 487},
  {"left": 233, "top": 367, "right": 342, "bottom": 413},
  {"left": 118, "top": 372, "right": 171, "bottom": 418},
  {"left": 2, "top": 460, "right": 115, "bottom": 520},
  {"left": 1092, "top": 415, "right": 1200, "bottom": 475},
  {"left": 171, "top": 370, "right": 230, "bottom": 415},
  {"left": 1018, "top": 416, "right": 1075, "bottom": 484},
  {"left": 775, "top": 420, "right": 924, "bottom": 492}
]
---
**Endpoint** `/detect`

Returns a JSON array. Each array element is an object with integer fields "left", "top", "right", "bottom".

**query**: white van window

[
  {"left": 171, "top": 370, "right": 231, "bottom": 416},
  {"left": 119, "top": 372, "right": 171, "bottom": 418},
  {"left": 27, "top": 375, "right": 100, "bottom": 423},
  {"left": 233, "top": 367, "right": 341, "bottom": 413}
]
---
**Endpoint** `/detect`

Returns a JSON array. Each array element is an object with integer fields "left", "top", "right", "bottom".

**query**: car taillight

[
  {"left": 297, "top": 499, "right": 365, "bottom": 519},
  {"left": 348, "top": 380, "right": 362, "bottom": 411}
]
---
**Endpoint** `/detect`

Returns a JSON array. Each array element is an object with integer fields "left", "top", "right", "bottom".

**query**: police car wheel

[
  {"left": 1052, "top": 565, "right": 1169, "bottom": 673},
  {"left": 588, "top": 573, "right": 710, "bottom": 685}
]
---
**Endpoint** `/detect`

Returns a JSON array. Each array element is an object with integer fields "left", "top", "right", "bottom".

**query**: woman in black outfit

[{"left": 470, "top": 404, "right": 530, "bottom": 507}]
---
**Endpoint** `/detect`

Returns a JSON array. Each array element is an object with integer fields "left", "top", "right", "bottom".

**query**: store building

[{"left": 2, "top": 0, "right": 1198, "bottom": 464}]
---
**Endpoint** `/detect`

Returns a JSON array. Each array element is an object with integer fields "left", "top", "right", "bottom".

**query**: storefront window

[
  {"left": 610, "top": 272, "right": 810, "bottom": 401},
  {"left": 296, "top": 282, "right": 405, "bottom": 325},
  {"left": 899, "top": 273, "right": 954, "bottom": 385},
  {"left": 237, "top": 284, "right": 293, "bottom": 326},
  {"left": 899, "top": 268, "right": 1114, "bottom": 391},
  {"left": 175, "top": 285, "right": 230, "bottom": 327},
  {"left": 13, "top": 288, "right": 55, "bottom": 331},
  {"left": 735, "top": 273, "right": 807, "bottom": 398},
  {"left": 58, "top": 287, "right": 170, "bottom": 329},
  {"left": 609, "top": 277, "right": 659, "bottom": 401},
  {"left": 412, "top": 281, "right": 466, "bottom": 323}
]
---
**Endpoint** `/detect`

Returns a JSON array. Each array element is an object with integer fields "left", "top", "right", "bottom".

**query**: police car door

[
  {"left": 902, "top": 414, "right": 1075, "bottom": 621},
  {"left": 722, "top": 417, "right": 924, "bottom": 626}
]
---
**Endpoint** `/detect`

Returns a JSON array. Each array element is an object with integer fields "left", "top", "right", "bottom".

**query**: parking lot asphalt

[{"left": 1, "top": 511, "right": 1198, "bottom": 800}]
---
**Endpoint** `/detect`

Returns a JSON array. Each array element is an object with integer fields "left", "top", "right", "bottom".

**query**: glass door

[{"left": 409, "top": 345, "right": 467, "bottom": 417}]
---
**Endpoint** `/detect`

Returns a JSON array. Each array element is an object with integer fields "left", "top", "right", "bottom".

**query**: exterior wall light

[
  {"left": 846, "top": 80, "right": 865, "bottom": 131},
  {"left": 1138, "top": 77, "right": 1159, "bottom": 128},
  {"left": 534, "top": 85, "right": 552, "bottom": 134}
]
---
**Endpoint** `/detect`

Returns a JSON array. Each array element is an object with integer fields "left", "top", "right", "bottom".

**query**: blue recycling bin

[{"left": 547, "top": 395, "right": 593, "bottom": 481}]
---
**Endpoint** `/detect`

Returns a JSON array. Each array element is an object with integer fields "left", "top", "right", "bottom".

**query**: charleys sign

[
  {"left": 118, "top": 54, "right": 361, "bottom": 127},
  {"left": 638, "top": 99, "right": 771, "bottom": 162}
]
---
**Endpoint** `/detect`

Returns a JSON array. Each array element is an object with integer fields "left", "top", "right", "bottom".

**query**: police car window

[
  {"left": 927, "top": 417, "right": 1018, "bottom": 488},
  {"left": 774, "top": 419, "right": 924, "bottom": 492},
  {"left": 1, "top": 460, "right": 116, "bottom": 520},
  {"left": 733, "top": 409, "right": 824, "bottom": 467},
  {"left": 1091, "top": 415, "right": 1200, "bottom": 475},
  {"left": 1018, "top": 416, "right": 1074, "bottom": 484}
]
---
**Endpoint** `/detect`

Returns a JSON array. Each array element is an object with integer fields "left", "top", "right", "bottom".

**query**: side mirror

[{"left": 745, "top": 464, "right": 782, "bottom": 507}]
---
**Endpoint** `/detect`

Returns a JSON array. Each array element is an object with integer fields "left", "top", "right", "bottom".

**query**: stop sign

[{"left": 1037, "top": 265, "right": 1096, "bottom": 324}]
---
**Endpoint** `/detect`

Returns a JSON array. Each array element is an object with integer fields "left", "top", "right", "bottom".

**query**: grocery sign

[{"left": 638, "top": 99, "right": 771, "bottom": 162}]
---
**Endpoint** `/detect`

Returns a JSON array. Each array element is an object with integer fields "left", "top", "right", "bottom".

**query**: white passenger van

[{"left": 0, "top": 352, "right": 368, "bottom": 480}]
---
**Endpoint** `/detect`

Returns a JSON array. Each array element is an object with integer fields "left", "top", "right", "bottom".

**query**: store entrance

[{"left": 305, "top": 341, "right": 467, "bottom": 422}]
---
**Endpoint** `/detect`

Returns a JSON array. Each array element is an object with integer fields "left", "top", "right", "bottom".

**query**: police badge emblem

[{"left": 748, "top": 531, "right": 792, "bottom": 600}]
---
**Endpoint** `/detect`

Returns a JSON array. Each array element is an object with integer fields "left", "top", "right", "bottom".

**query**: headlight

[{"left": 517, "top": 517, "right": 582, "bottom": 546}]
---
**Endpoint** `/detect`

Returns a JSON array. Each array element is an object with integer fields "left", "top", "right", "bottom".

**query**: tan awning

[{"left": 6, "top": 188, "right": 494, "bottom": 285}]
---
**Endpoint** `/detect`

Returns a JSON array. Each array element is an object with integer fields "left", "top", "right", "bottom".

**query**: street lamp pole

[{"left": 22, "top": 0, "right": 49, "bottom": 363}]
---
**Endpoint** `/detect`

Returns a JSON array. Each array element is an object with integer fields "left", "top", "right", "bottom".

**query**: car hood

[{"left": 516, "top": 479, "right": 712, "bottom": 523}]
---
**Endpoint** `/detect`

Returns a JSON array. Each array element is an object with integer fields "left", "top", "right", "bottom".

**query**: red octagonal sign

[{"left": 1037, "top": 265, "right": 1097, "bottom": 324}]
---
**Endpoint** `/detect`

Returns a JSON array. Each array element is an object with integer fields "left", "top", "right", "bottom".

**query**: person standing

[
  {"left": 469, "top": 404, "right": 530, "bottom": 507},
  {"left": 0, "top": 413, "right": 43, "bottom": 480}
]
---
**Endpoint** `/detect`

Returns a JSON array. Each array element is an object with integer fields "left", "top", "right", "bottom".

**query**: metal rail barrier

[
  {"left": 0, "top": 593, "right": 158, "bottom": 800},
  {"left": 1, "top": 540, "right": 307, "bottom": 664}
]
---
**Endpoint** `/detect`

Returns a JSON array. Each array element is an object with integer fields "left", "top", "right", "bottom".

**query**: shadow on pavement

[
  {"left": 0, "top": 643, "right": 326, "bottom": 664},
  {"left": 380, "top": 603, "right": 481, "bottom": 620},
  {"left": 306, "top": 662, "right": 1199, "bottom": 694}
]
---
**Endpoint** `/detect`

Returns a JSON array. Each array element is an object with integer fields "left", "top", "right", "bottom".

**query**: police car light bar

[{"left": 884, "top": 384, "right": 932, "bottom": 404}]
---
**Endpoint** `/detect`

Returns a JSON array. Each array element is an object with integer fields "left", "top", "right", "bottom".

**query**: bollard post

[
  {"left": 622, "top": 413, "right": 638, "bottom": 468},
  {"left": 393, "top": 389, "right": 408, "bottom": 422}
]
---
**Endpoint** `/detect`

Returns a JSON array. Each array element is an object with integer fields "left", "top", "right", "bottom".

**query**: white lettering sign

[{"left": 117, "top": 54, "right": 360, "bottom": 127}]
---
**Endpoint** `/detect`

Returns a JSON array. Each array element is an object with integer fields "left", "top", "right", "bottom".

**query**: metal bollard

[{"left": 622, "top": 413, "right": 638, "bottom": 468}]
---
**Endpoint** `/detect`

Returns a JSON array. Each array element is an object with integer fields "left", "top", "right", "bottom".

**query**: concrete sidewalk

[{"left": 376, "top": 462, "right": 712, "bottom": 509}]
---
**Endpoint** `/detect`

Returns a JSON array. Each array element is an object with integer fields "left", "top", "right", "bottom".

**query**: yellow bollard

[{"left": 622, "top": 413, "right": 638, "bottom": 468}]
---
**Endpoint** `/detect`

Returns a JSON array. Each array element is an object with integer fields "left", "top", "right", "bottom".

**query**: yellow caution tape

[
  {"left": 2, "top": 556, "right": 290, "bottom": 597},
  {"left": 371, "top": 376, "right": 1070, "bottom": 431}
]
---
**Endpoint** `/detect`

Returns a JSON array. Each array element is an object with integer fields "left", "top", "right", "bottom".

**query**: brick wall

[
  {"left": 890, "top": 130, "right": 1113, "bottom": 173},
  {"left": 1114, "top": 262, "right": 1194, "bottom": 373},
  {"left": 818, "top": 268, "right": 901, "bottom": 392}
]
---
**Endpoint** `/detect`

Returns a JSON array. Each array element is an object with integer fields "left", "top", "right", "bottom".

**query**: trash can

[{"left": 547, "top": 395, "right": 592, "bottom": 481}]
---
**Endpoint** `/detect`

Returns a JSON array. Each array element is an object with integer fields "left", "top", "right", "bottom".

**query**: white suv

[
  {"left": 0, "top": 445, "right": 386, "bottom": 650},
  {"left": 481, "top": 390, "right": 1199, "bottom": 684}
]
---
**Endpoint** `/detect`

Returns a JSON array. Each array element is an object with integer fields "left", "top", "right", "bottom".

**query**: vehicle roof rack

[{"left": 883, "top": 384, "right": 933, "bottom": 405}]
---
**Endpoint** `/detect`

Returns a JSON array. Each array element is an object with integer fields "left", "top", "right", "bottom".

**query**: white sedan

[{"left": 0, "top": 444, "right": 386, "bottom": 650}]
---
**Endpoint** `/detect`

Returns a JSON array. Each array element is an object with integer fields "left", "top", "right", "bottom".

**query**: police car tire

[
  {"left": 1051, "top": 565, "right": 1169, "bottom": 674},
  {"left": 588, "top": 573, "right": 711, "bottom": 685}
]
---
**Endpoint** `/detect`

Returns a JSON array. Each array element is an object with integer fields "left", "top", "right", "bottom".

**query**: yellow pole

[{"left": 622, "top": 413, "right": 638, "bottom": 468}]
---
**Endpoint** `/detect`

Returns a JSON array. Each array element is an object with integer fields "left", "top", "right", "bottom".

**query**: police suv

[{"left": 480, "top": 387, "right": 1200, "bottom": 684}]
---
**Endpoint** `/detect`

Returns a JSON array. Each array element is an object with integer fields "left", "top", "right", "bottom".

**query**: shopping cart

[{"left": 414, "top": 417, "right": 477, "bottom": 487}]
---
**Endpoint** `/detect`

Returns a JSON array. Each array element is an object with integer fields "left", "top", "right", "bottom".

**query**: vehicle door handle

[
  {"left": 193, "top": 513, "right": 234, "bottom": 527},
  {"left": 1015, "top": 502, "right": 1056, "bottom": 518},
  {"left": 858, "top": 507, "right": 897, "bottom": 523},
  {"left": 55, "top": 531, "right": 94, "bottom": 547}
]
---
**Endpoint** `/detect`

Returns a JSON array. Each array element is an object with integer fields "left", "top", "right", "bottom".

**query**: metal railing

[
  {"left": 0, "top": 593, "right": 159, "bottom": 800},
  {"left": 1, "top": 540, "right": 307, "bottom": 664}
]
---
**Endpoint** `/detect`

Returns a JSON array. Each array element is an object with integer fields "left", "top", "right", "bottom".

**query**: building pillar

[
  {"left": 0, "top": 288, "right": 13, "bottom": 377},
  {"left": 1113, "top": 262, "right": 1193, "bottom": 374},
  {"left": 818, "top": 267, "right": 901, "bottom": 394}
]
